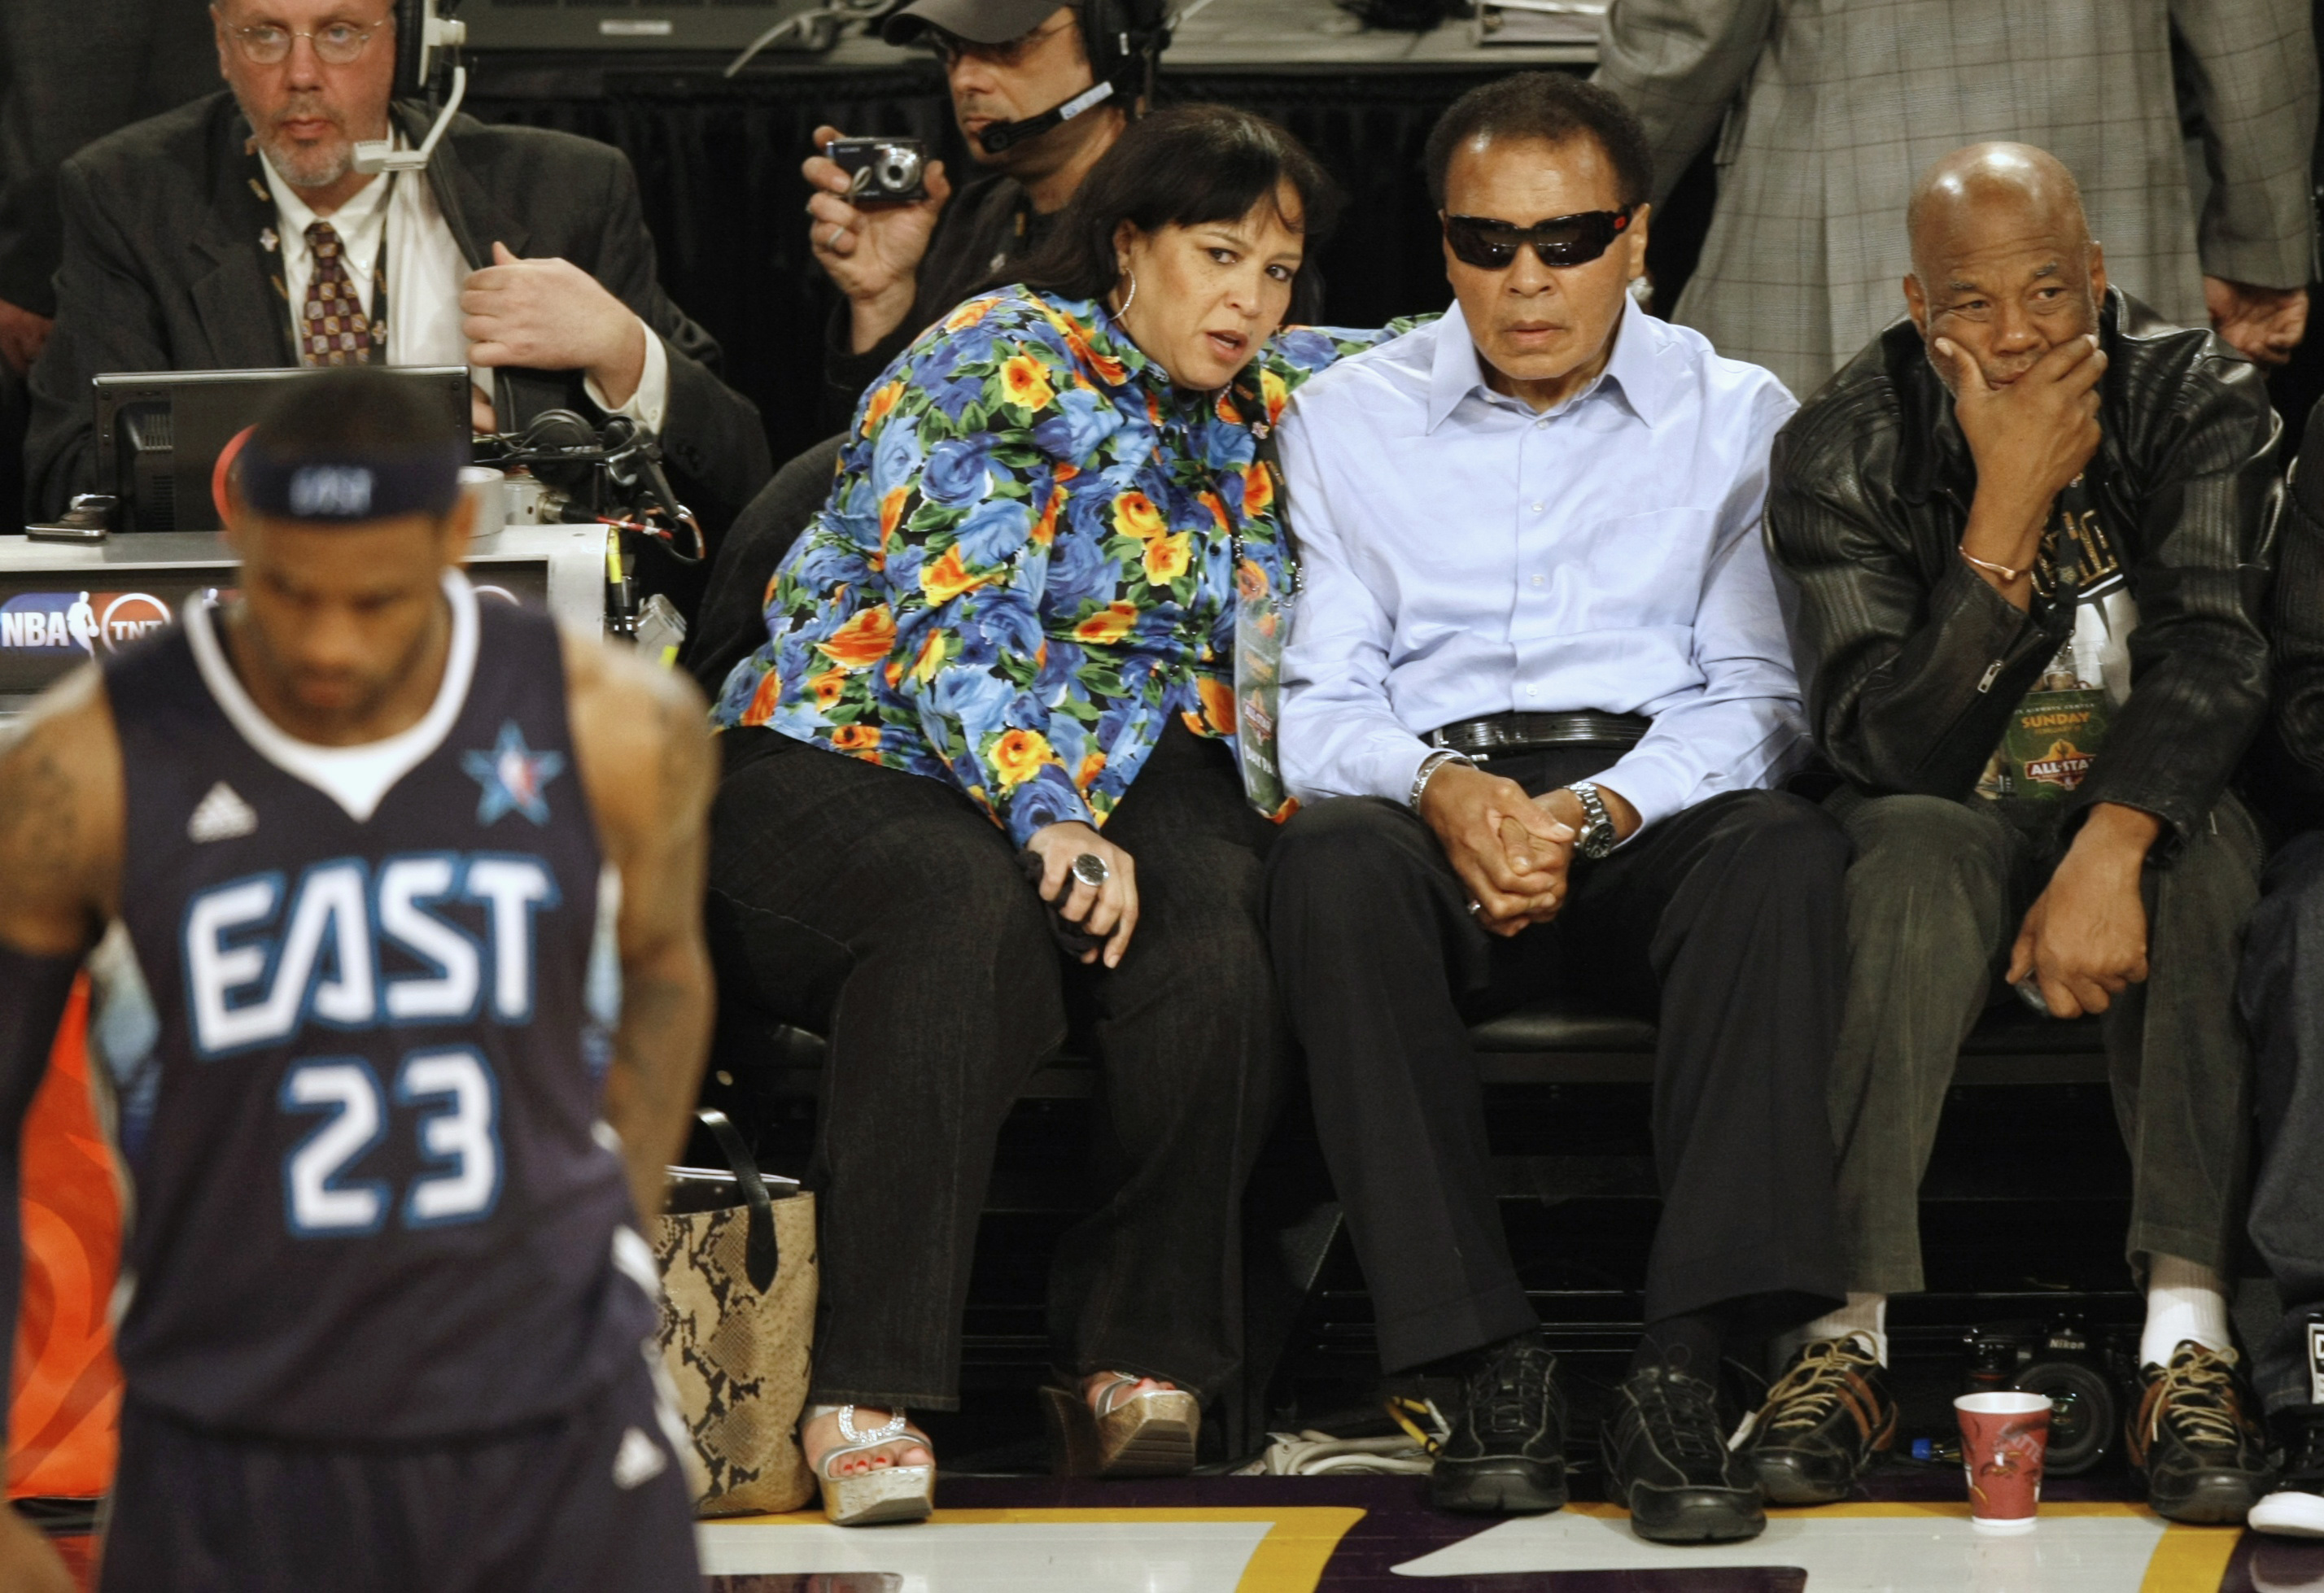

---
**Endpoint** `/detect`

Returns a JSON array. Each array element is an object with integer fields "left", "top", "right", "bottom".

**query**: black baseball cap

[{"left": 882, "top": 0, "right": 1073, "bottom": 47}]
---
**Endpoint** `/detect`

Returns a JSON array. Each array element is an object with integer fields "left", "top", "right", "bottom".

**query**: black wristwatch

[{"left": 1566, "top": 781, "right": 1618, "bottom": 860}]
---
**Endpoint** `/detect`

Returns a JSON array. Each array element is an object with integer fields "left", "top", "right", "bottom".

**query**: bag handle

[{"left": 695, "top": 1107, "right": 780, "bottom": 1292}]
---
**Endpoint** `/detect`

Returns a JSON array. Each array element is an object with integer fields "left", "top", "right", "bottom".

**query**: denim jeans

[
  {"left": 704, "top": 723, "right": 1286, "bottom": 1410},
  {"left": 1827, "top": 790, "right": 2259, "bottom": 1297}
]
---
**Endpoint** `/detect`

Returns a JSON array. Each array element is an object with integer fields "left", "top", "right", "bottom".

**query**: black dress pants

[
  {"left": 1266, "top": 753, "right": 1847, "bottom": 1374},
  {"left": 2239, "top": 829, "right": 2324, "bottom": 1415},
  {"left": 705, "top": 723, "right": 1285, "bottom": 1411}
]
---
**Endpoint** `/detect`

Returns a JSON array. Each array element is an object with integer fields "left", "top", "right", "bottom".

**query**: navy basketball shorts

[{"left": 98, "top": 1358, "right": 700, "bottom": 1592}]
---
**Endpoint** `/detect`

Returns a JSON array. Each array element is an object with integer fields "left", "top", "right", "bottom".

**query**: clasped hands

[{"left": 1418, "top": 764, "right": 1614, "bottom": 937}]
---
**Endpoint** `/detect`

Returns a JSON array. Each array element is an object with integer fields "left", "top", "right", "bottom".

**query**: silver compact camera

[{"left": 827, "top": 137, "right": 929, "bottom": 203}]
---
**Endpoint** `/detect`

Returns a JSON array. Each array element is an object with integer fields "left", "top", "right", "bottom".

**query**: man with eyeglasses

[
  {"left": 803, "top": 0, "right": 1142, "bottom": 431},
  {"left": 22, "top": 0, "right": 771, "bottom": 556},
  {"left": 1266, "top": 72, "right": 1848, "bottom": 1544},
  {"left": 1761, "top": 143, "right": 2278, "bottom": 1525}
]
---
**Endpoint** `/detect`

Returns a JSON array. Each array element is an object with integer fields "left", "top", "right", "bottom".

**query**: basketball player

[{"left": 0, "top": 367, "right": 714, "bottom": 1591}]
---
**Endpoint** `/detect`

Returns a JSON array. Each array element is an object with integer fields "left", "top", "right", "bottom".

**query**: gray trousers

[{"left": 1829, "top": 792, "right": 2259, "bottom": 1297}]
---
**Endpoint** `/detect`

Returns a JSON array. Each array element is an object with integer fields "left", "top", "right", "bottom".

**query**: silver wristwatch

[{"left": 1566, "top": 780, "right": 1618, "bottom": 860}]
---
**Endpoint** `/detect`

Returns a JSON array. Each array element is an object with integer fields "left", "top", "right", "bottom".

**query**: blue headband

[{"left": 237, "top": 437, "right": 465, "bottom": 524}]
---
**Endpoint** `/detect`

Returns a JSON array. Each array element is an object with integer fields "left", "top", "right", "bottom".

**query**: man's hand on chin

[
  {"left": 1418, "top": 763, "right": 1573, "bottom": 936},
  {"left": 2007, "top": 801, "right": 2161, "bottom": 1019},
  {"left": 461, "top": 242, "right": 648, "bottom": 406}
]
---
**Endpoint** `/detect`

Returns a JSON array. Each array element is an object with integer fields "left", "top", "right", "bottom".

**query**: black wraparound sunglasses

[{"left": 1443, "top": 207, "right": 1634, "bottom": 270}]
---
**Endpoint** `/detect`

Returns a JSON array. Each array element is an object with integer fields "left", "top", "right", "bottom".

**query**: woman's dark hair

[
  {"left": 1004, "top": 104, "right": 1343, "bottom": 318},
  {"left": 1424, "top": 72, "right": 1653, "bottom": 212}
]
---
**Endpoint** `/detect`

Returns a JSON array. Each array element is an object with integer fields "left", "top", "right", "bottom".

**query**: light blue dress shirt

[{"left": 1273, "top": 297, "right": 1807, "bottom": 835}]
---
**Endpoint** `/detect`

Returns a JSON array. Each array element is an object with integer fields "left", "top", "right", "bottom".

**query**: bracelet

[
  {"left": 1409, "top": 748, "right": 1474, "bottom": 811},
  {"left": 1960, "top": 547, "right": 2029, "bottom": 583}
]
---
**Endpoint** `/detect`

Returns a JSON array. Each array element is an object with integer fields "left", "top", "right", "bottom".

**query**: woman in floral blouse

[{"left": 707, "top": 104, "right": 1396, "bottom": 1524}]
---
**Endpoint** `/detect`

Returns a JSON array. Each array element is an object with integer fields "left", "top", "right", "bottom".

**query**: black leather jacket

[{"left": 1767, "top": 289, "right": 2278, "bottom": 854}]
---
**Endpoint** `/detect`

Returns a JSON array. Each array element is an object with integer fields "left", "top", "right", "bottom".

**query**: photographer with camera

[{"left": 805, "top": 0, "right": 1154, "bottom": 430}]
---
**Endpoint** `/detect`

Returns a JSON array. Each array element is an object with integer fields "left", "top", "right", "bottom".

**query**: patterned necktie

[{"left": 300, "top": 220, "right": 376, "bottom": 366}]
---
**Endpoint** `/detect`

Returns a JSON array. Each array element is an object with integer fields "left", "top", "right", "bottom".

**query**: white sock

[
  {"left": 1776, "top": 1292, "right": 1889, "bottom": 1370},
  {"left": 2141, "top": 1255, "right": 2233, "bottom": 1368}
]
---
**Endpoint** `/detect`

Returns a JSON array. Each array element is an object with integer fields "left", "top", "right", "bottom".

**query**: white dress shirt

[
  {"left": 260, "top": 152, "right": 668, "bottom": 430},
  {"left": 1273, "top": 297, "right": 1806, "bottom": 836}
]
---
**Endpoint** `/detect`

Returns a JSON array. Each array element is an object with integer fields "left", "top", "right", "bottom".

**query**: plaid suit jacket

[{"left": 1595, "top": 0, "right": 2318, "bottom": 399}]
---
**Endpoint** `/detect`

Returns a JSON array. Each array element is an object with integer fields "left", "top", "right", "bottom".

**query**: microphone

[
  {"left": 976, "top": 80, "right": 1117, "bottom": 156},
  {"left": 352, "top": 1, "right": 468, "bottom": 174}
]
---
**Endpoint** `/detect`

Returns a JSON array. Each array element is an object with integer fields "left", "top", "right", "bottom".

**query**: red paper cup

[{"left": 1956, "top": 1391, "right": 2051, "bottom": 1533}]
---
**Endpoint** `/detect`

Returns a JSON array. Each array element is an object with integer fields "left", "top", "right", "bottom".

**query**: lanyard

[{"left": 353, "top": 172, "right": 394, "bottom": 343}]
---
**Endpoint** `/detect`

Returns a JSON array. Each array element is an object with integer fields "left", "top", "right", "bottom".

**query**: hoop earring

[{"left": 1115, "top": 268, "right": 1138, "bottom": 321}]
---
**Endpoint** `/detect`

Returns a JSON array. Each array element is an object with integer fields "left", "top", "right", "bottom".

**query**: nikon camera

[{"left": 1964, "top": 1320, "right": 2138, "bottom": 1476}]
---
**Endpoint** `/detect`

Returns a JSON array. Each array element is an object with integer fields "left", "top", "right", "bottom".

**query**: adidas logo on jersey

[
  {"left": 612, "top": 1426, "right": 668, "bottom": 1490},
  {"left": 186, "top": 783, "right": 257, "bottom": 843}
]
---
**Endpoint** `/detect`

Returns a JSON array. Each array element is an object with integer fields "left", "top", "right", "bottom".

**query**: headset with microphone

[
  {"left": 974, "top": 0, "right": 1172, "bottom": 155},
  {"left": 352, "top": 0, "right": 468, "bottom": 174}
]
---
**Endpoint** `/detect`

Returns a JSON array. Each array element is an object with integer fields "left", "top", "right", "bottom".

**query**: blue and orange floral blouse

[{"left": 711, "top": 285, "right": 1401, "bottom": 845}]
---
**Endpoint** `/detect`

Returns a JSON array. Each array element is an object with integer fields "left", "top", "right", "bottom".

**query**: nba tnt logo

[{"left": 0, "top": 591, "right": 172, "bottom": 655}]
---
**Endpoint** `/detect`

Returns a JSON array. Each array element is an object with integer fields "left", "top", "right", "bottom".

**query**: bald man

[{"left": 1755, "top": 144, "right": 2278, "bottom": 1523}]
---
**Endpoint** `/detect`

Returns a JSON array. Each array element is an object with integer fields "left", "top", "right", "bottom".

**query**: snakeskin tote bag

[{"left": 655, "top": 1109, "right": 819, "bottom": 1516}]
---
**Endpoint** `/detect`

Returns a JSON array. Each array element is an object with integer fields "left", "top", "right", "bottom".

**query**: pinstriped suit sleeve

[
  {"left": 2173, "top": 0, "right": 2319, "bottom": 289},
  {"left": 1592, "top": 0, "right": 1777, "bottom": 207}
]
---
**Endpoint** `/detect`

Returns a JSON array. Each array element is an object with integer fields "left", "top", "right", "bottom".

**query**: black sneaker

[
  {"left": 1743, "top": 1337, "right": 1898, "bottom": 1505},
  {"left": 1602, "top": 1364, "right": 1766, "bottom": 1543},
  {"left": 2250, "top": 1406, "right": 2324, "bottom": 1538},
  {"left": 2125, "top": 1342, "right": 2277, "bottom": 1525},
  {"left": 1430, "top": 1329, "right": 1569, "bottom": 1514}
]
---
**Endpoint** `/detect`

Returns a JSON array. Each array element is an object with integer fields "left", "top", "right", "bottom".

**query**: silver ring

[
  {"left": 821, "top": 223, "right": 845, "bottom": 250},
  {"left": 1072, "top": 853, "right": 1111, "bottom": 888},
  {"left": 1466, "top": 900, "right": 1483, "bottom": 916}
]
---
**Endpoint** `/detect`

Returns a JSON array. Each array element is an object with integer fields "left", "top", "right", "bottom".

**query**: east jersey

[{"left": 97, "top": 574, "right": 654, "bottom": 1441}]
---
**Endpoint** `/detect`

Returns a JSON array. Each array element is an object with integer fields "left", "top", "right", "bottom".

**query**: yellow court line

[
  {"left": 724, "top": 1505, "right": 1369, "bottom": 1593},
  {"left": 2138, "top": 1523, "right": 2244, "bottom": 1592}
]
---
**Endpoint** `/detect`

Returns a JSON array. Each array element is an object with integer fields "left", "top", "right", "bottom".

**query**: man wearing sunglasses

[
  {"left": 1763, "top": 143, "right": 2278, "bottom": 1525},
  {"left": 804, "top": 0, "right": 1146, "bottom": 432},
  {"left": 24, "top": 0, "right": 771, "bottom": 570},
  {"left": 1267, "top": 72, "right": 1849, "bottom": 1544}
]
